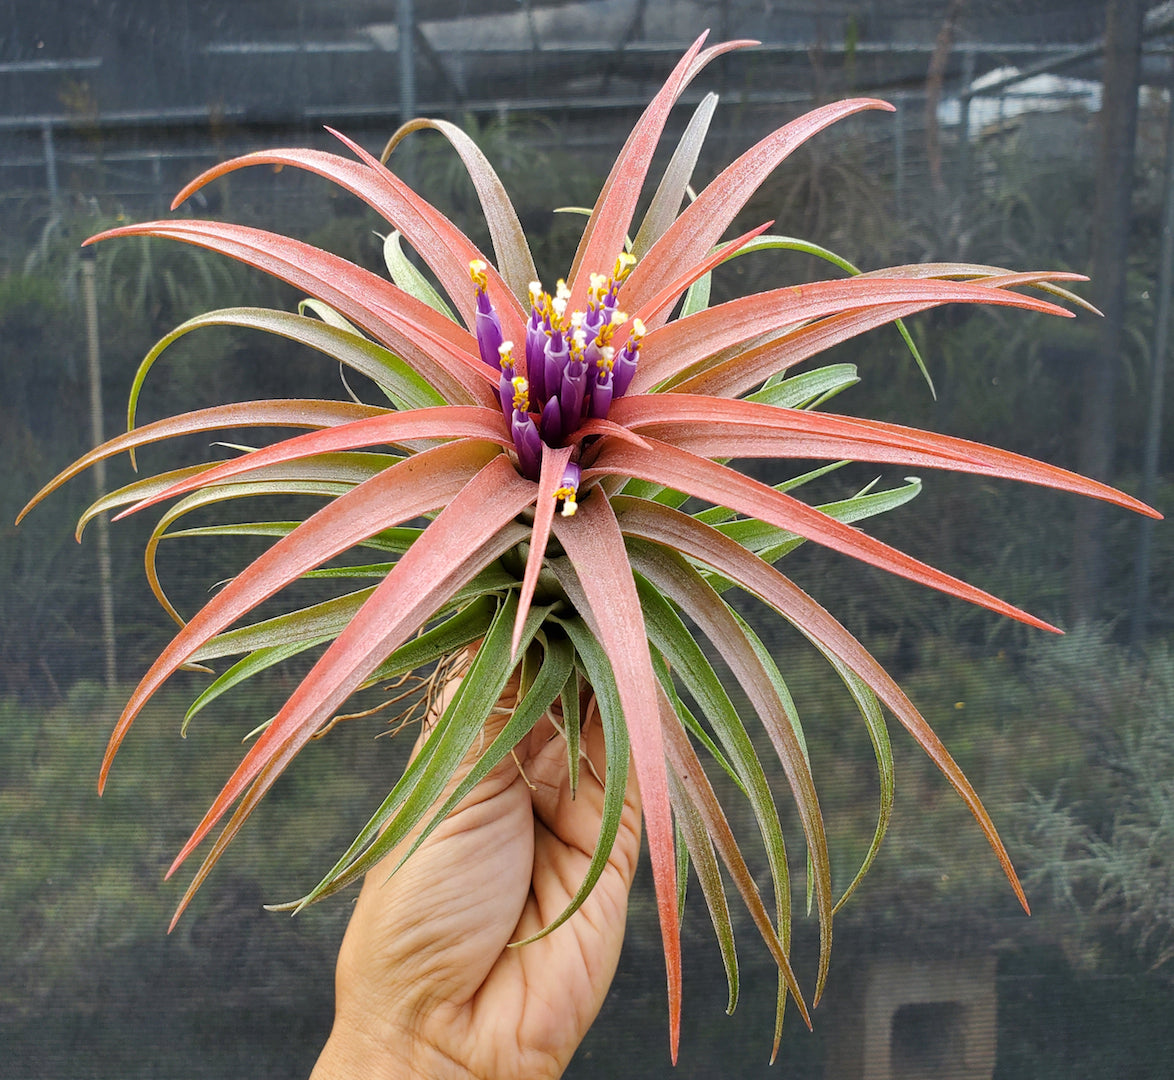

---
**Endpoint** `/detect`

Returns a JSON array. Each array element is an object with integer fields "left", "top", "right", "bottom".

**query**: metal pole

[
  {"left": 79, "top": 248, "right": 117, "bottom": 687},
  {"left": 1129, "top": 66, "right": 1174, "bottom": 645},
  {"left": 41, "top": 121, "right": 58, "bottom": 206},
  {"left": 398, "top": 0, "right": 416, "bottom": 125}
]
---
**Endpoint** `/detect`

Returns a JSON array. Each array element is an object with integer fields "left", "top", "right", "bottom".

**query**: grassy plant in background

[{"left": 18, "top": 34, "right": 1160, "bottom": 1061}]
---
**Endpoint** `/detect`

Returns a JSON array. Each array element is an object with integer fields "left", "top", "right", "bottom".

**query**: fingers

[{"left": 525, "top": 702, "right": 642, "bottom": 883}]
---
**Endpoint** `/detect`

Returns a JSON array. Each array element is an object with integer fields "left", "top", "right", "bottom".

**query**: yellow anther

[
  {"left": 553, "top": 485, "right": 578, "bottom": 516},
  {"left": 596, "top": 346, "right": 615, "bottom": 372},
  {"left": 631, "top": 317, "right": 646, "bottom": 340},
  {"left": 469, "top": 259, "right": 488, "bottom": 289},
  {"left": 511, "top": 375, "right": 530, "bottom": 411},
  {"left": 498, "top": 341, "right": 515, "bottom": 368},
  {"left": 614, "top": 252, "right": 637, "bottom": 281}
]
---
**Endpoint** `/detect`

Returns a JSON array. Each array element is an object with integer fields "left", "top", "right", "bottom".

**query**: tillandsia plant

[{"left": 19, "top": 33, "right": 1161, "bottom": 1061}]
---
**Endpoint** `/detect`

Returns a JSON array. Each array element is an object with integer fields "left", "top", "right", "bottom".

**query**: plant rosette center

[{"left": 471, "top": 255, "right": 644, "bottom": 514}]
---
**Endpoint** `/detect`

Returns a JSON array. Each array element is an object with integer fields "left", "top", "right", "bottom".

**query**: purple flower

[{"left": 470, "top": 259, "right": 504, "bottom": 370}]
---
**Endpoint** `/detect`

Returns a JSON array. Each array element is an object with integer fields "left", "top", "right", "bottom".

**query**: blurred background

[{"left": 2, "top": 2, "right": 1172, "bottom": 1076}]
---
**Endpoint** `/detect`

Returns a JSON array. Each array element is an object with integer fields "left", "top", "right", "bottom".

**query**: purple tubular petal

[
  {"left": 540, "top": 395, "right": 563, "bottom": 444},
  {"left": 589, "top": 369, "right": 614, "bottom": 419},
  {"left": 583, "top": 339, "right": 602, "bottom": 394},
  {"left": 512, "top": 410, "right": 542, "bottom": 479},
  {"left": 560, "top": 461, "right": 582, "bottom": 493},
  {"left": 498, "top": 371, "right": 515, "bottom": 425},
  {"left": 544, "top": 329, "right": 569, "bottom": 387},
  {"left": 612, "top": 346, "right": 638, "bottom": 397},
  {"left": 560, "top": 358, "right": 587, "bottom": 428},
  {"left": 526, "top": 319, "right": 548, "bottom": 402},
  {"left": 475, "top": 291, "right": 504, "bottom": 370}
]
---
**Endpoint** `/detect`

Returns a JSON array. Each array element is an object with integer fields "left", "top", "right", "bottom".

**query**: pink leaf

[
  {"left": 615, "top": 496, "right": 1030, "bottom": 913},
  {"left": 167, "top": 137, "right": 525, "bottom": 342},
  {"left": 567, "top": 34, "right": 754, "bottom": 310},
  {"left": 583, "top": 436, "right": 1061, "bottom": 633},
  {"left": 115, "top": 406, "right": 512, "bottom": 519},
  {"left": 608, "top": 393, "right": 1161, "bottom": 519},
  {"left": 622, "top": 97, "right": 896, "bottom": 325},
  {"left": 86, "top": 220, "right": 498, "bottom": 407},
  {"left": 99, "top": 440, "right": 503, "bottom": 791},
  {"left": 512, "top": 443, "right": 573, "bottom": 659},
  {"left": 632, "top": 275, "right": 1074, "bottom": 394},
  {"left": 550, "top": 493, "right": 682, "bottom": 1062},
  {"left": 167, "top": 454, "right": 536, "bottom": 874},
  {"left": 17, "top": 399, "right": 383, "bottom": 526}
]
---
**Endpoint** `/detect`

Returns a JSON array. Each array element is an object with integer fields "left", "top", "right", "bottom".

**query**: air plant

[{"left": 19, "top": 33, "right": 1160, "bottom": 1062}]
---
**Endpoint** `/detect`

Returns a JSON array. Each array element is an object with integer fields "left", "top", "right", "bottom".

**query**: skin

[{"left": 311, "top": 679, "right": 643, "bottom": 1080}]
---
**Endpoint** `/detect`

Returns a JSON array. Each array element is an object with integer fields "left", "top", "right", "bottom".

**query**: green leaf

[
  {"left": 713, "top": 476, "right": 924, "bottom": 571},
  {"left": 632, "top": 549, "right": 794, "bottom": 976},
  {"left": 748, "top": 363, "right": 860, "bottom": 410},
  {"left": 693, "top": 462, "right": 848, "bottom": 528},
  {"left": 387, "top": 628, "right": 572, "bottom": 882},
  {"left": 820, "top": 656, "right": 893, "bottom": 914},
  {"left": 164, "top": 521, "right": 423, "bottom": 554},
  {"left": 183, "top": 637, "right": 330, "bottom": 733},
  {"left": 667, "top": 758, "right": 739, "bottom": 1015},
  {"left": 649, "top": 648, "right": 743, "bottom": 794},
  {"left": 298, "top": 298, "right": 362, "bottom": 335},
  {"left": 560, "top": 669, "right": 582, "bottom": 799},
  {"left": 714, "top": 233, "right": 932, "bottom": 395},
  {"left": 519, "top": 614, "right": 631, "bottom": 943},
  {"left": 382, "top": 118, "right": 539, "bottom": 305},
  {"left": 658, "top": 687, "right": 810, "bottom": 1028},
  {"left": 632, "top": 92, "right": 719, "bottom": 261},
  {"left": 382, "top": 230, "right": 457, "bottom": 322},
  {"left": 126, "top": 308, "right": 446, "bottom": 436},
  {"left": 281, "top": 593, "right": 553, "bottom": 909}
]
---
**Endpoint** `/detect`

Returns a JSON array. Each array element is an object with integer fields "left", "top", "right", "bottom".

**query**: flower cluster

[{"left": 471, "top": 256, "right": 644, "bottom": 508}]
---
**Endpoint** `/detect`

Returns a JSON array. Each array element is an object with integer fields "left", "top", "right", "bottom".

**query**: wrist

[{"left": 312, "top": 1013, "right": 477, "bottom": 1080}]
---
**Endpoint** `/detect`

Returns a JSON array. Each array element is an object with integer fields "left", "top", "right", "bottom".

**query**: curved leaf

[
  {"left": 548, "top": 497, "right": 682, "bottom": 1060},
  {"left": 631, "top": 541, "right": 830, "bottom": 1003},
  {"left": 631, "top": 92, "right": 719, "bottom": 261},
  {"left": 99, "top": 440, "right": 505, "bottom": 792},
  {"left": 614, "top": 496, "right": 1030, "bottom": 915},
  {"left": 608, "top": 393, "right": 1160, "bottom": 519},
  {"left": 623, "top": 98, "right": 896, "bottom": 328},
  {"left": 382, "top": 230, "right": 457, "bottom": 321},
  {"left": 86, "top": 220, "right": 498, "bottom": 407},
  {"left": 632, "top": 274, "right": 1075, "bottom": 394},
  {"left": 127, "top": 308, "right": 445, "bottom": 436},
  {"left": 164, "top": 454, "right": 535, "bottom": 877},
  {"left": 584, "top": 437, "right": 1061, "bottom": 633},
  {"left": 116, "top": 407, "right": 511, "bottom": 519},
  {"left": 383, "top": 119, "right": 538, "bottom": 305},
  {"left": 18, "top": 399, "right": 383, "bottom": 525}
]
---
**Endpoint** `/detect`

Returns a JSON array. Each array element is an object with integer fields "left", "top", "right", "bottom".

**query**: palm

[{"left": 319, "top": 710, "right": 642, "bottom": 1080}]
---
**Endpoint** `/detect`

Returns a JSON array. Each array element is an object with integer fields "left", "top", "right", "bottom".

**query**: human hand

[{"left": 311, "top": 678, "right": 643, "bottom": 1080}]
